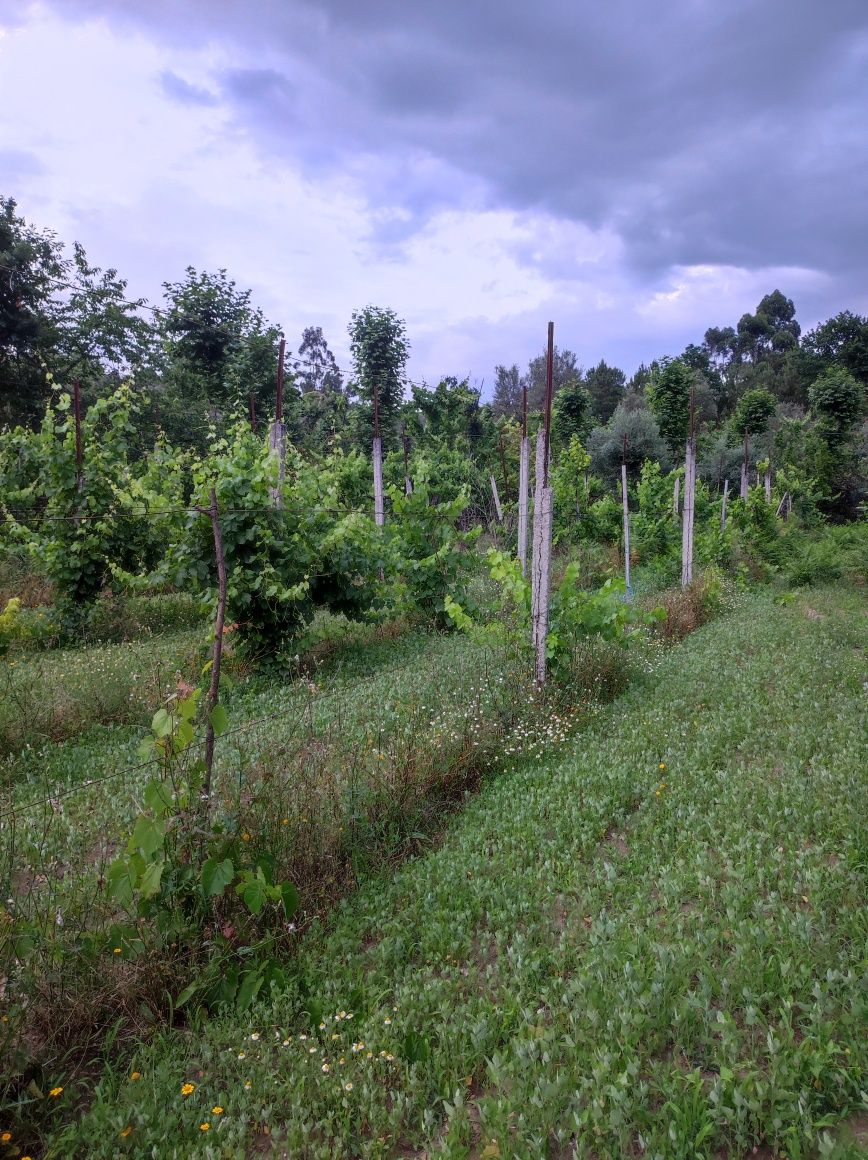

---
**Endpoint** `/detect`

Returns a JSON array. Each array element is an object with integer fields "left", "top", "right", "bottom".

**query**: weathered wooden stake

[
  {"left": 203, "top": 486, "right": 227, "bottom": 801},
  {"left": 490, "top": 474, "right": 503, "bottom": 522},
  {"left": 517, "top": 383, "right": 529, "bottom": 576},
  {"left": 720, "top": 477, "right": 730, "bottom": 532}
]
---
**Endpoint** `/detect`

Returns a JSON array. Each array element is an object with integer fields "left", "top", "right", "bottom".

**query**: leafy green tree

[
  {"left": 808, "top": 367, "right": 864, "bottom": 447},
  {"left": 53, "top": 242, "right": 155, "bottom": 405},
  {"left": 2, "top": 383, "right": 166, "bottom": 629},
  {"left": 409, "top": 377, "right": 485, "bottom": 449},
  {"left": 491, "top": 363, "right": 523, "bottom": 419},
  {"left": 524, "top": 346, "right": 581, "bottom": 412},
  {"left": 552, "top": 378, "right": 592, "bottom": 446},
  {"left": 646, "top": 358, "right": 693, "bottom": 457},
  {"left": 731, "top": 388, "right": 777, "bottom": 437},
  {"left": 159, "top": 268, "right": 285, "bottom": 445},
  {"left": 1, "top": 196, "right": 64, "bottom": 424},
  {"left": 348, "top": 305, "right": 409, "bottom": 447},
  {"left": 587, "top": 403, "right": 669, "bottom": 481},
  {"left": 295, "top": 326, "right": 343, "bottom": 394},
  {"left": 736, "top": 290, "right": 800, "bottom": 362},
  {"left": 585, "top": 360, "right": 626, "bottom": 423},
  {"left": 1, "top": 196, "right": 156, "bottom": 427},
  {"left": 627, "top": 362, "right": 654, "bottom": 394},
  {"left": 386, "top": 466, "right": 479, "bottom": 626},
  {"left": 802, "top": 311, "right": 868, "bottom": 386},
  {"left": 295, "top": 388, "right": 349, "bottom": 451}
]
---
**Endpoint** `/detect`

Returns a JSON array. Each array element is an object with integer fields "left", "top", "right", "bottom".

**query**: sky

[{"left": 1, "top": 0, "right": 867, "bottom": 393}]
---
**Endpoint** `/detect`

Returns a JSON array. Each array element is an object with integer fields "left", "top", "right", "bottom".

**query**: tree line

[{"left": 2, "top": 194, "right": 865, "bottom": 517}]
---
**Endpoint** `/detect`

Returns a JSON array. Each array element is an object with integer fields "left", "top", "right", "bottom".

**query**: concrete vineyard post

[
  {"left": 372, "top": 380, "right": 384, "bottom": 527},
  {"left": 621, "top": 460, "right": 632, "bottom": 599},
  {"left": 531, "top": 321, "right": 555, "bottom": 686},
  {"left": 203, "top": 487, "right": 227, "bottom": 802},
  {"left": 518, "top": 384, "right": 529, "bottom": 576},
  {"left": 681, "top": 437, "right": 696, "bottom": 586},
  {"left": 681, "top": 390, "right": 696, "bottom": 588},
  {"left": 531, "top": 426, "right": 545, "bottom": 631},
  {"left": 72, "top": 379, "right": 83, "bottom": 494},
  {"left": 401, "top": 423, "right": 412, "bottom": 495},
  {"left": 269, "top": 337, "right": 287, "bottom": 508},
  {"left": 373, "top": 438, "right": 384, "bottom": 527}
]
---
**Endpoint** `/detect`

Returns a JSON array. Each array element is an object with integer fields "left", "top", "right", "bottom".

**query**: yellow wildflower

[
  {"left": 49, "top": 1086, "right": 64, "bottom": 1097},
  {"left": 199, "top": 1122, "right": 210, "bottom": 1131},
  {"left": 130, "top": 1071, "right": 141, "bottom": 1081},
  {"left": 113, "top": 947, "right": 122, "bottom": 955},
  {"left": 212, "top": 1106, "right": 224, "bottom": 1115},
  {"left": 0, "top": 1132, "right": 11, "bottom": 1142},
  {"left": 120, "top": 1126, "right": 132, "bottom": 1138},
  {"left": 181, "top": 1083, "right": 196, "bottom": 1096}
]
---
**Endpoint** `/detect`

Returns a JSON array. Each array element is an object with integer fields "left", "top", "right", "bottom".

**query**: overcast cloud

[{"left": 1, "top": 0, "right": 866, "bottom": 388}]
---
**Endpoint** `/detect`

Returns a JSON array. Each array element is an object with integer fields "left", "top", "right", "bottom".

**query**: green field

[{"left": 22, "top": 583, "right": 864, "bottom": 1159}]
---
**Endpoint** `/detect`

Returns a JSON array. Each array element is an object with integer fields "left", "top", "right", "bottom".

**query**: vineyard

[{"left": 0, "top": 352, "right": 866, "bottom": 1158}]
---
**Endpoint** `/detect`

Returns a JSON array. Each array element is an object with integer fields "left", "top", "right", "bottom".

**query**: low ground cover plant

[{"left": 31, "top": 584, "right": 867, "bottom": 1159}]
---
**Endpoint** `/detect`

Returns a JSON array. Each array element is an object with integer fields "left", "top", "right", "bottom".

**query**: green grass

[{"left": 30, "top": 584, "right": 867, "bottom": 1159}]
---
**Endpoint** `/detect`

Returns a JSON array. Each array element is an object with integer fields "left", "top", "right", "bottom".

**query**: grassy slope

[{"left": 48, "top": 587, "right": 868, "bottom": 1158}]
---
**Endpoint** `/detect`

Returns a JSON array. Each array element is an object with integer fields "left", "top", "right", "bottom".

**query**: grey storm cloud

[
  {"left": 0, "top": 148, "right": 45, "bottom": 183},
  {"left": 159, "top": 70, "right": 219, "bottom": 107},
  {"left": 9, "top": 0, "right": 868, "bottom": 289}
]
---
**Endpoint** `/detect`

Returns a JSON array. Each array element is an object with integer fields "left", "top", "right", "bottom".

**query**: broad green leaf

[
  {"left": 143, "top": 779, "right": 173, "bottom": 815},
  {"left": 151, "top": 708, "right": 173, "bottom": 738},
  {"left": 105, "top": 859, "right": 134, "bottom": 907},
  {"left": 128, "top": 816, "right": 165, "bottom": 858},
  {"left": 201, "top": 857, "right": 235, "bottom": 898},
  {"left": 236, "top": 967, "right": 265, "bottom": 1012},
  {"left": 139, "top": 859, "right": 164, "bottom": 900},
  {"left": 280, "top": 882, "right": 300, "bottom": 918},
  {"left": 209, "top": 703, "right": 229, "bottom": 736},
  {"left": 241, "top": 877, "right": 266, "bottom": 915}
]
